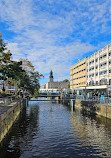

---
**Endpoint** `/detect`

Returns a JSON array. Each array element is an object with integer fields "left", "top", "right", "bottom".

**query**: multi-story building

[
  {"left": 87, "top": 43, "right": 111, "bottom": 86},
  {"left": 70, "top": 58, "right": 87, "bottom": 89},
  {"left": 70, "top": 43, "right": 111, "bottom": 94}
]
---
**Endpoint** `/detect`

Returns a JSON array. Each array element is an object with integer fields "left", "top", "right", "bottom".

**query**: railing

[
  {"left": 75, "top": 94, "right": 111, "bottom": 105},
  {"left": 61, "top": 93, "right": 111, "bottom": 105},
  {"left": 0, "top": 95, "right": 17, "bottom": 106}
]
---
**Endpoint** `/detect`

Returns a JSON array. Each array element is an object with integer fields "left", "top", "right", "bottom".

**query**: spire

[
  {"left": 50, "top": 70, "right": 53, "bottom": 76},
  {"left": 49, "top": 70, "right": 53, "bottom": 82}
]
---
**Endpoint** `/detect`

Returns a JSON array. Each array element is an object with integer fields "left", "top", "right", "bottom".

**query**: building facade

[
  {"left": 40, "top": 70, "right": 69, "bottom": 93},
  {"left": 70, "top": 58, "right": 87, "bottom": 89},
  {"left": 87, "top": 43, "right": 111, "bottom": 86},
  {"left": 70, "top": 43, "right": 111, "bottom": 93}
]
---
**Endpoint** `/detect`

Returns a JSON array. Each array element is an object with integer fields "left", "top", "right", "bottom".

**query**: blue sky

[{"left": 0, "top": 0, "right": 111, "bottom": 85}]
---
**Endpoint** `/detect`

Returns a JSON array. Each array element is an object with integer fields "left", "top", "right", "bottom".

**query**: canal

[{"left": 0, "top": 99, "right": 111, "bottom": 158}]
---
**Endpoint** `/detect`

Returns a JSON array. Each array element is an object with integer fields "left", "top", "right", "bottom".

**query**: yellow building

[{"left": 70, "top": 58, "right": 87, "bottom": 89}]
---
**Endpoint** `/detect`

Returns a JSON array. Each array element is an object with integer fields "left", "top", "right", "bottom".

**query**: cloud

[{"left": 0, "top": 0, "right": 111, "bottom": 85}]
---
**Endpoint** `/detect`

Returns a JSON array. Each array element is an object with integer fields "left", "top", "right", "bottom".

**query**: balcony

[
  {"left": 99, "top": 66, "right": 107, "bottom": 71},
  {"left": 109, "top": 56, "right": 111, "bottom": 60}
]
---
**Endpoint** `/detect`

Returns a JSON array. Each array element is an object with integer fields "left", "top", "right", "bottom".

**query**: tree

[
  {"left": 19, "top": 58, "right": 35, "bottom": 72},
  {"left": 0, "top": 33, "right": 7, "bottom": 54},
  {"left": 0, "top": 34, "right": 43, "bottom": 96},
  {"left": 68, "top": 83, "right": 70, "bottom": 88},
  {"left": 0, "top": 34, "right": 12, "bottom": 91},
  {"left": 63, "top": 79, "right": 69, "bottom": 82}
]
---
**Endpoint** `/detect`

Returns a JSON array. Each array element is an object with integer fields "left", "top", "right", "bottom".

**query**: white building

[{"left": 87, "top": 43, "right": 111, "bottom": 88}]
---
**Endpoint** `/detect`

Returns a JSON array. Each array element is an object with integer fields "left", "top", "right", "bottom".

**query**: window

[
  {"left": 100, "top": 63, "right": 106, "bottom": 67},
  {"left": 95, "top": 59, "right": 98, "bottom": 62},
  {"left": 109, "top": 70, "right": 111, "bottom": 73},
  {"left": 100, "top": 72, "right": 102, "bottom": 75},
  {"left": 109, "top": 52, "right": 111, "bottom": 56},
  {"left": 100, "top": 79, "right": 107, "bottom": 85},
  {"left": 100, "top": 64, "right": 102, "bottom": 67},
  {"left": 100, "top": 54, "right": 106, "bottom": 60},
  {"left": 96, "top": 73, "right": 98, "bottom": 76},
  {"left": 103, "top": 54, "right": 106, "bottom": 58},
  {"left": 104, "top": 71, "right": 107, "bottom": 74},
  {"left": 109, "top": 79, "right": 111, "bottom": 85},
  {"left": 103, "top": 63, "right": 106, "bottom": 66},
  {"left": 100, "top": 56, "right": 102, "bottom": 60},
  {"left": 96, "top": 66, "right": 98, "bottom": 69}
]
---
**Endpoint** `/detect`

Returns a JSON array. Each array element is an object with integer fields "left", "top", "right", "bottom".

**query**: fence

[
  {"left": 0, "top": 95, "right": 17, "bottom": 106},
  {"left": 63, "top": 94, "right": 111, "bottom": 105},
  {"left": 75, "top": 94, "right": 111, "bottom": 105}
]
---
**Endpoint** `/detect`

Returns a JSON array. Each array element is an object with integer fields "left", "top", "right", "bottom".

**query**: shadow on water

[{"left": 0, "top": 102, "right": 39, "bottom": 158}]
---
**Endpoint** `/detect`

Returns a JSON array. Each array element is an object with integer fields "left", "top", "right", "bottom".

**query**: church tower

[{"left": 49, "top": 70, "right": 53, "bottom": 82}]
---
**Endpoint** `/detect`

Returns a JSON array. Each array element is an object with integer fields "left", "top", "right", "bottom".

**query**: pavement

[{"left": 0, "top": 105, "right": 11, "bottom": 115}]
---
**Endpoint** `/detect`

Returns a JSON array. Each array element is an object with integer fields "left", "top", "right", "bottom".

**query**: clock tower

[{"left": 49, "top": 70, "right": 53, "bottom": 82}]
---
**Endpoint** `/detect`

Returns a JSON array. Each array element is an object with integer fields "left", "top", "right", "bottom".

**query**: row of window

[
  {"left": 99, "top": 54, "right": 106, "bottom": 60},
  {"left": 100, "top": 62, "right": 107, "bottom": 67},
  {"left": 73, "top": 82, "right": 86, "bottom": 86},
  {"left": 72, "top": 75, "right": 86, "bottom": 80},
  {"left": 72, "top": 62, "right": 85, "bottom": 70},
  {"left": 88, "top": 70, "right": 108, "bottom": 78},
  {"left": 88, "top": 52, "right": 111, "bottom": 66},
  {"left": 85, "top": 69, "right": 111, "bottom": 78},
  {"left": 88, "top": 79, "right": 110, "bottom": 86},
  {"left": 99, "top": 71, "right": 107, "bottom": 75},
  {"left": 89, "top": 67, "right": 94, "bottom": 71},
  {"left": 89, "top": 74, "right": 94, "bottom": 78},
  {"left": 88, "top": 61, "right": 111, "bottom": 72},
  {"left": 72, "top": 68, "right": 86, "bottom": 75}
]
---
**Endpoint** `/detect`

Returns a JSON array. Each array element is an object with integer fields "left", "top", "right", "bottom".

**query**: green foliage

[
  {"left": 0, "top": 34, "right": 7, "bottom": 53},
  {"left": 68, "top": 83, "right": 70, "bottom": 88},
  {"left": 63, "top": 79, "right": 69, "bottom": 82},
  {"left": 0, "top": 33, "right": 43, "bottom": 95},
  {"left": 0, "top": 92, "right": 14, "bottom": 98},
  {"left": 33, "top": 90, "right": 40, "bottom": 98}
]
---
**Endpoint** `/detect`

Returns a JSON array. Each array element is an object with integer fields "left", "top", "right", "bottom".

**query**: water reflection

[
  {"left": 0, "top": 100, "right": 111, "bottom": 158},
  {"left": 71, "top": 110, "right": 111, "bottom": 158},
  {"left": 0, "top": 102, "right": 39, "bottom": 158}
]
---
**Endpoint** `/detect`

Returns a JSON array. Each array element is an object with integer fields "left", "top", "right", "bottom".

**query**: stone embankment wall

[
  {"left": 60, "top": 95, "right": 111, "bottom": 119},
  {"left": 95, "top": 103, "right": 111, "bottom": 119},
  {"left": 0, "top": 99, "right": 23, "bottom": 143},
  {"left": 74, "top": 99, "right": 111, "bottom": 119}
]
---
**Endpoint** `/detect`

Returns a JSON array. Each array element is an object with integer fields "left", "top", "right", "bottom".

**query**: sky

[{"left": 0, "top": 0, "right": 111, "bottom": 85}]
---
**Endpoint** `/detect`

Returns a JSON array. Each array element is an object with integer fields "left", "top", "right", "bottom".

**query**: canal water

[{"left": 0, "top": 99, "right": 111, "bottom": 158}]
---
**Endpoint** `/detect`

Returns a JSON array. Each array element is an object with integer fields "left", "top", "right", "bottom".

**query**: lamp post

[{"left": 2, "top": 80, "right": 5, "bottom": 91}]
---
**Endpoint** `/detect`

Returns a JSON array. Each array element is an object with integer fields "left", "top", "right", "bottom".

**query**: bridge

[
  {"left": 38, "top": 93, "right": 61, "bottom": 97},
  {"left": 29, "top": 99, "right": 74, "bottom": 101}
]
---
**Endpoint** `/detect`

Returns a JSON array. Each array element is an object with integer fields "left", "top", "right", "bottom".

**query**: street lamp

[{"left": 2, "top": 80, "right": 5, "bottom": 91}]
